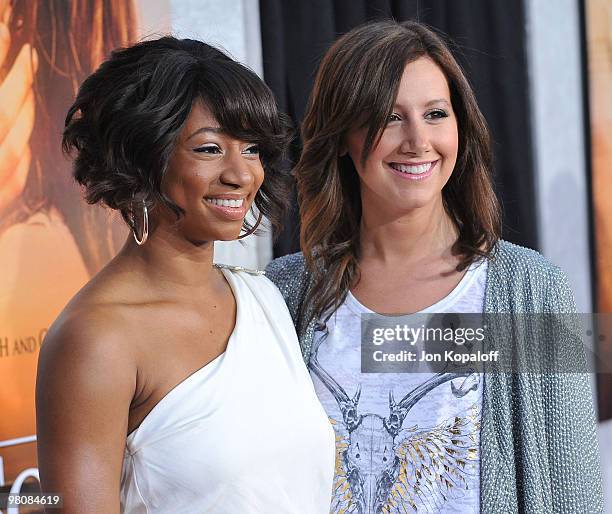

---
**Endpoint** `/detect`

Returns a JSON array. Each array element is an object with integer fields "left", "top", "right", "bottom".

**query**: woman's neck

[
  {"left": 115, "top": 224, "right": 220, "bottom": 296},
  {"left": 359, "top": 197, "right": 458, "bottom": 267}
]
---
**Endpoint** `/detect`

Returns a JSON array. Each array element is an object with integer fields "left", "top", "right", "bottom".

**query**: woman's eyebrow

[
  {"left": 425, "top": 99, "right": 450, "bottom": 107},
  {"left": 186, "top": 126, "right": 224, "bottom": 141},
  {"left": 393, "top": 98, "right": 451, "bottom": 110}
]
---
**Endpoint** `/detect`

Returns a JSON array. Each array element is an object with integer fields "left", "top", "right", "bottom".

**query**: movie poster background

[
  {"left": 0, "top": 0, "right": 171, "bottom": 495},
  {"left": 586, "top": 0, "right": 612, "bottom": 421}
]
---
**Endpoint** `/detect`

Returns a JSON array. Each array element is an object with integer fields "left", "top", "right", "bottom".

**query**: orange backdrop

[
  {"left": 0, "top": 0, "right": 142, "bottom": 487},
  {"left": 585, "top": 0, "right": 612, "bottom": 420}
]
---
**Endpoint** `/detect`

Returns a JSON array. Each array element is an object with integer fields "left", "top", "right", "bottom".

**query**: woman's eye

[
  {"left": 243, "top": 145, "right": 260, "bottom": 155},
  {"left": 425, "top": 109, "right": 449, "bottom": 120},
  {"left": 388, "top": 113, "right": 402, "bottom": 122},
  {"left": 193, "top": 144, "right": 221, "bottom": 154}
]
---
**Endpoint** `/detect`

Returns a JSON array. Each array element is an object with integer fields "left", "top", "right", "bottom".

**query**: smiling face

[
  {"left": 345, "top": 56, "right": 458, "bottom": 218},
  {"left": 160, "top": 101, "right": 264, "bottom": 243}
]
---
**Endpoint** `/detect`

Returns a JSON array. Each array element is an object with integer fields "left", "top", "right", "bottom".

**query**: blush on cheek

[
  {"left": 250, "top": 162, "right": 265, "bottom": 191},
  {"left": 161, "top": 179, "right": 187, "bottom": 209}
]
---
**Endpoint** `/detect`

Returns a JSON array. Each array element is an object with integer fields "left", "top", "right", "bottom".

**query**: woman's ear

[{"left": 338, "top": 142, "right": 348, "bottom": 157}]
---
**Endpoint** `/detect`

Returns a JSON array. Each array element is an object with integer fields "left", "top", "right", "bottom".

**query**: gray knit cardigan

[{"left": 265, "top": 240, "right": 604, "bottom": 513}]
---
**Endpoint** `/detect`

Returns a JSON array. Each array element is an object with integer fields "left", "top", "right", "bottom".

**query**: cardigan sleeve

[
  {"left": 266, "top": 252, "right": 319, "bottom": 363},
  {"left": 541, "top": 265, "right": 604, "bottom": 513},
  {"left": 265, "top": 252, "right": 307, "bottom": 328}
]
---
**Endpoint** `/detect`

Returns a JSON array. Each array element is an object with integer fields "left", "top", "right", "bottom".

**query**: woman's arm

[
  {"left": 265, "top": 252, "right": 308, "bottom": 325},
  {"left": 36, "top": 315, "right": 136, "bottom": 514},
  {"left": 543, "top": 266, "right": 604, "bottom": 512},
  {"left": 0, "top": 13, "right": 38, "bottom": 214}
]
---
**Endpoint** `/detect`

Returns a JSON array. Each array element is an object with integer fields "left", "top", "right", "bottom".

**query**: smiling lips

[
  {"left": 205, "top": 198, "right": 244, "bottom": 208},
  {"left": 388, "top": 160, "right": 438, "bottom": 181},
  {"left": 203, "top": 196, "right": 248, "bottom": 220}
]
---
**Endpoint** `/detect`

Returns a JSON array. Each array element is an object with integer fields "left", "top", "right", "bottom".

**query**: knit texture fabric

[{"left": 266, "top": 240, "right": 604, "bottom": 513}]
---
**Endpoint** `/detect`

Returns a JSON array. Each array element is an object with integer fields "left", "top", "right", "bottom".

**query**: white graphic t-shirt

[{"left": 310, "top": 259, "right": 488, "bottom": 513}]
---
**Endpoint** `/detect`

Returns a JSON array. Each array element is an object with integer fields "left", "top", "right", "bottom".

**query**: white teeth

[
  {"left": 390, "top": 162, "right": 432, "bottom": 174},
  {"left": 204, "top": 198, "right": 244, "bottom": 207}
]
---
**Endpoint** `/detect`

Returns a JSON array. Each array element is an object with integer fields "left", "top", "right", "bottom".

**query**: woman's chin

[
  {"left": 187, "top": 221, "right": 246, "bottom": 243},
  {"left": 379, "top": 194, "right": 442, "bottom": 215}
]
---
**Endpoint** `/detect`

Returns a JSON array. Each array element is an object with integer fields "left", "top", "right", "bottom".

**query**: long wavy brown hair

[
  {"left": 295, "top": 20, "right": 501, "bottom": 322},
  {"left": 0, "top": 0, "right": 135, "bottom": 274}
]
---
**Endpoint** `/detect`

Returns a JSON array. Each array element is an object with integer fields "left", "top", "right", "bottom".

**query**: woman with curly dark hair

[
  {"left": 35, "top": 37, "right": 334, "bottom": 513},
  {"left": 267, "top": 20, "right": 603, "bottom": 513}
]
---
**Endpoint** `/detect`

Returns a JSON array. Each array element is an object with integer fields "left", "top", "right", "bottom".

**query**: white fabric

[
  {"left": 120, "top": 268, "right": 335, "bottom": 514},
  {"left": 311, "top": 259, "right": 488, "bottom": 513}
]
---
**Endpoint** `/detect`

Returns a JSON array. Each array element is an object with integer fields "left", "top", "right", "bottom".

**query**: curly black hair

[{"left": 63, "top": 36, "right": 292, "bottom": 236}]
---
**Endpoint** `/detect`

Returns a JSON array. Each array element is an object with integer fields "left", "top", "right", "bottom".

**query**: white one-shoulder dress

[{"left": 120, "top": 267, "right": 335, "bottom": 514}]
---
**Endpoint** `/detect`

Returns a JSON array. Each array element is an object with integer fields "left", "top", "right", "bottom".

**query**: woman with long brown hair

[
  {"left": 0, "top": 0, "right": 134, "bottom": 482},
  {"left": 267, "top": 20, "right": 603, "bottom": 513},
  {"left": 0, "top": 0, "right": 134, "bottom": 268}
]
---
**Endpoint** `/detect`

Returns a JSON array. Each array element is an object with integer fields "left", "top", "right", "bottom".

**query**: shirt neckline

[
  {"left": 345, "top": 259, "right": 488, "bottom": 316},
  {"left": 126, "top": 266, "right": 240, "bottom": 444}
]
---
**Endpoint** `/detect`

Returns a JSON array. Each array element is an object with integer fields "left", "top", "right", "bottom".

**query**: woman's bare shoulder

[
  {"left": 39, "top": 268, "right": 144, "bottom": 388},
  {"left": 36, "top": 286, "right": 139, "bottom": 508}
]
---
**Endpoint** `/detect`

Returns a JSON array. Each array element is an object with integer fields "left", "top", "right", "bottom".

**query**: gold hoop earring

[
  {"left": 130, "top": 200, "right": 149, "bottom": 245},
  {"left": 237, "top": 210, "right": 263, "bottom": 240}
]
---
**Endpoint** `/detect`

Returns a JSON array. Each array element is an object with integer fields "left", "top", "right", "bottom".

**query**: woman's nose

[
  {"left": 399, "top": 122, "right": 430, "bottom": 155},
  {"left": 219, "top": 150, "right": 257, "bottom": 188}
]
